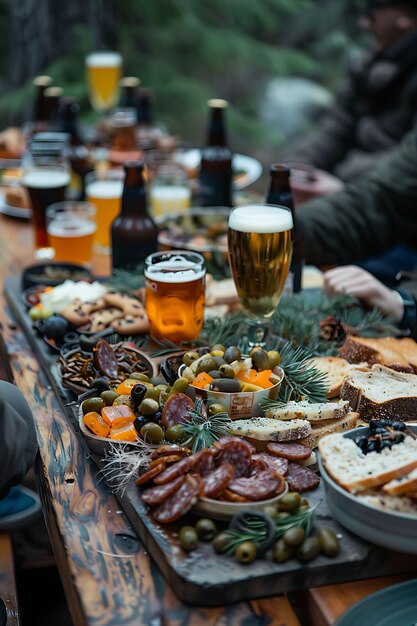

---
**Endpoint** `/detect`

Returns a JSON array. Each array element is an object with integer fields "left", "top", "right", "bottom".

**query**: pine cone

[{"left": 319, "top": 315, "right": 347, "bottom": 342}]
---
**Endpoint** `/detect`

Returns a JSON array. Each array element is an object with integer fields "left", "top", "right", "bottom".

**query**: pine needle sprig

[
  {"left": 106, "top": 264, "right": 146, "bottom": 295},
  {"left": 181, "top": 398, "right": 232, "bottom": 453},
  {"left": 201, "top": 312, "right": 248, "bottom": 348}
]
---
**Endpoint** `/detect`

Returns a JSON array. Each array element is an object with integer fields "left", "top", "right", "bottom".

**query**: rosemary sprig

[{"left": 180, "top": 398, "right": 232, "bottom": 453}]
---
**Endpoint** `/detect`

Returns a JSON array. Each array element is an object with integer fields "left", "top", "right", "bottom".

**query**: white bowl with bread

[{"left": 318, "top": 425, "right": 417, "bottom": 554}]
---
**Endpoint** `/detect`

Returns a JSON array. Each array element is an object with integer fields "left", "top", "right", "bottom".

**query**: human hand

[{"left": 323, "top": 265, "right": 404, "bottom": 322}]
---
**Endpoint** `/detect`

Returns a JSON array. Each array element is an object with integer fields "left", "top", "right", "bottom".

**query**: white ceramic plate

[
  {"left": 0, "top": 190, "right": 31, "bottom": 219},
  {"left": 193, "top": 483, "right": 288, "bottom": 521},
  {"left": 176, "top": 150, "right": 262, "bottom": 190}
]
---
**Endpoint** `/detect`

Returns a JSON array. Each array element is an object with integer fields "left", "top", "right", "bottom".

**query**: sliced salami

[
  {"left": 152, "top": 474, "right": 202, "bottom": 523},
  {"left": 191, "top": 448, "right": 215, "bottom": 476},
  {"left": 135, "top": 462, "right": 167, "bottom": 486},
  {"left": 220, "top": 489, "right": 248, "bottom": 503},
  {"left": 252, "top": 453, "right": 289, "bottom": 476},
  {"left": 202, "top": 463, "right": 234, "bottom": 498},
  {"left": 153, "top": 456, "right": 193, "bottom": 485},
  {"left": 228, "top": 469, "right": 285, "bottom": 501},
  {"left": 94, "top": 339, "right": 118, "bottom": 378},
  {"left": 250, "top": 456, "right": 270, "bottom": 475},
  {"left": 267, "top": 441, "right": 312, "bottom": 461},
  {"left": 149, "top": 454, "right": 185, "bottom": 469},
  {"left": 141, "top": 475, "right": 186, "bottom": 506},
  {"left": 161, "top": 392, "right": 194, "bottom": 428},
  {"left": 287, "top": 462, "right": 320, "bottom": 492},
  {"left": 214, "top": 440, "right": 252, "bottom": 478},
  {"left": 213, "top": 436, "right": 257, "bottom": 455},
  {"left": 150, "top": 444, "right": 190, "bottom": 460}
]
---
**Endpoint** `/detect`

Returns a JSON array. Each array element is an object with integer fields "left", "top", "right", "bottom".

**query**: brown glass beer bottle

[
  {"left": 111, "top": 161, "right": 158, "bottom": 271},
  {"left": 32, "top": 75, "right": 53, "bottom": 132},
  {"left": 266, "top": 163, "right": 303, "bottom": 293},
  {"left": 198, "top": 98, "right": 233, "bottom": 207}
]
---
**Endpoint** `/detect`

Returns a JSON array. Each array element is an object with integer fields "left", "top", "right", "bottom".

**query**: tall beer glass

[
  {"left": 145, "top": 251, "right": 206, "bottom": 344},
  {"left": 46, "top": 201, "right": 96, "bottom": 265},
  {"left": 85, "top": 169, "right": 124, "bottom": 253},
  {"left": 85, "top": 51, "right": 122, "bottom": 112},
  {"left": 228, "top": 205, "right": 293, "bottom": 341}
]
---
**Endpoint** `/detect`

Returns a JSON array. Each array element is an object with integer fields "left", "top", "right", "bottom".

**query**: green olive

[
  {"left": 283, "top": 526, "right": 305, "bottom": 548},
  {"left": 139, "top": 398, "right": 159, "bottom": 416},
  {"left": 223, "top": 346, "right": 241, "bottom": 364},
  {"left": 219, "top": 364, "right": 235, "bottom": 379},
  {"left": 249, "top": 346, "right": 263, "bottom": 356},
  {"left": 209, "top": 378, "right": 240, "bottom": 393},
  {"left": 262, "top": 505, "right": 279, "bottom": 520},
  {"left": 129, "top": 372, "right": 150, "bottom": 383},
  {"left": 82, "top": 397, "right": 105, "bottom": 415},
  {"left": 297, "top": 537, "right": 322, "bottom": 562},
  {"left": 267, "top": 350, "right": 281, "bottom": 369},
  {"left": 273, "top": 538, "right": 293, "bottom": 563},
  {"left": 169, "top": 377, "right": 189, "bottom": 395},
  {"left": 183, "top": 351, "right": 200, "bottom": 367},
  {"left": 165, "top": 424, "right": 186, "bottom": 443},
  {"left": 140, "top": 422, "right": 164, "bottom": 444},
  {"left": 179, "top": 526, "right": 199, "bottom": 552},
  {"left": 301, "top": 498, "right": 310, "bottom": 508},
  {"left": 319, "top": 528, "right": 340, "bottom": 557},
  {"left": 213, "top": 356, "right": 227, "bottom": 369},
  {"left": 195, "top": 356, "right": 216, "bottom": 375},
  {"left": 279, "top": 492, "right": 302, "bottom": 512},
  {"left": 251, "top": 349, "right": 270, "bottom": 372},
  {"left": 113, "top": 394, "right": 133, "bottom": 407},
  {"left": 100, "top": 390, "right": 119, "bottom": 406},
  {"left": 144, "top": 388, "right": 161, "bottom": 402},
  {"left": 235, "top": 541, "right": 257, "bottom": 564},
  {"left": 207, "top": 402, "right": 228, "bottom": 417},
  {"left": 277, "top": 511, "right": 291, "bottom": 520},
  {"left": 210, "top": 344, "right": 226, "bottom": 354},
  {"left": 29, "top": 306, "right": 50, "bottom": 321},
  {"left": 211, "top": 532, "right": 231, "bottom": 554},
  {"left": 195, "top": 518, "right": 217, "bottom": 541},
  {"left": 181, "top": 366, "right": 195, "bottom": 383}
]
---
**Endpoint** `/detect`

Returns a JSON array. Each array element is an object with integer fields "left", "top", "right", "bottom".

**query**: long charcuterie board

[{"left": 4, "top": 275, "right": 417, "bottom": 606}]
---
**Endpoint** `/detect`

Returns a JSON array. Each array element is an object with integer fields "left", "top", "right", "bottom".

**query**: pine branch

[{"left": 181, "top": 398, "right": 232, "bottom": 453}]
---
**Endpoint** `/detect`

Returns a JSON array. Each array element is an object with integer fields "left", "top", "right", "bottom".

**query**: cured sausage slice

[
  {"left": 252, "top": 453, "right": 289, "bottom": 476},
  {"left": 149, "top": 454, "right": 185, "bottom": 469},
  {"left": 94, "top": 339, "right": 118, "bottom": 378},
  {"left": 152, "top": 474, "right": 202, "bottom": 523},
  {"left": 153, "top": 456, "right": 193, "bottom": 485},
  {"left": 141, "top": 475, "right": 186, "bottom": 506},
  {"left": 213, "top": 436, "right": 257, "bottom": 455},
  {"left": 214, "top": 440, "right": 252, "bottom": 478},
  {"left": 250, "top": 456, "right": 270, "bottom": 474},
  {"left": 192, "top": 448, "right": 215, "bottom": 476},
  {"left": 135, "top": 462, "right": 167, "bottom": 486},
  {"left": 228, "top": 469, "right": 285, "bottom": 501},
  {"left": 150, "top": 444, "right": 190, "bottom": 460},
  {"left": 202, "top": 463, "right": 234, "bottom": 498},
  {"left": 220, "top": 489, "right": 248, "bottom": 503},
  {"left": 161, "top": 392, "right": 194, "bottom": 429},
  {"left": 287, "top": 462, "right": 320, "bottom": 492},
  {"left": 266, "top": 442, "right": 312, "bottom": 461}
]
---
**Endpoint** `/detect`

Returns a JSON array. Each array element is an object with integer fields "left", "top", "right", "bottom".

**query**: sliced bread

[
  {"left": 264, "top": 399, "right": 350, "bottom": 421},
  {"left": 340, "top": 364, "right": 417, "bottom": 421},
  {"left": 355, "top": 492, "right": 417, "bottom": 516},
  {"left": 229, "top": 417, "right": 311, "bottom": 442},
  {"left": 382, "top": 467, "right": 417, "bottom": 495},
  {"left": 300, "top": 411, "right": 360, "bottom": 449},
  {"left": 308, "top": 357, "right": 369, "bottom": 398},
  {"left": 319, "top": 432, "right": 417, "bottom": 492},
  {"left": 338, "top": 336, "right": 414, "bottom": 373}
]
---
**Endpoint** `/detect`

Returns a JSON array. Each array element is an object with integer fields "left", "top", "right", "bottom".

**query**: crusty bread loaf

[
  {"left": 319, "top": 432, "right": 417, "bottom": 492},
  {"left": 355, "top": 492, "right": 417, "bottom": 515},
  {"left": 308, "top": 356, "right": 369, "bottom": 398},
  {"left": 383, "top": 467, "right": 417, "bottom": 495},
  {"left": 339, "top": 336, "right": 415, "bottom": 373},
  {"left": 229, "top": 417, "right": 311, "bottom": 442},
  {"left": 340, "top": 364, "right": 417, "bottom": 421},
  {"left": 300, "top": 412, "right": 360, "bottom": 449},
  {"left": 265, "top": 399, "right": 350, "bottom": 421},
  {"left": 394, "top": 338, "right": 417, "bottom": 373}
]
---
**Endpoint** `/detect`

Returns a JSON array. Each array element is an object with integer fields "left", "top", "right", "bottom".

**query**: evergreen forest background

[{"left": 0, "top": 0, "right": 368, "bottom": 161}]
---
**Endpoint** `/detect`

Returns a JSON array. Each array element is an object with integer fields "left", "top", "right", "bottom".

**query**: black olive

[
  {"left": 130, "top": 383, "right": 147, "bottom": 409},
  {"left": 62, "top": 331, "right": 79, "bottom": 344},
  {"left": 207, "top": 370, "right": 222, "bottom": 379},
  {"left": 134, "top": 416, "right": 148, "bottom": 432},
  {"left": 367, "top": 440, "right": 377, "bottom": 453},
  {"left": 393, "top": 434, "right": 404, "bottom": 445},
  {"left": 90, "top": 378, "right": 110, "bottom": 391},
  {"left": 229, "top": 511, "right": 276, "bottom": 556},
  {"left": 209, "top": 378, "right": 240, "bottom": 393},
  {"left": 373, "top": 427, "right": 388, "bottom": 435},
  {"left": 357, "top": 437, "right": 368, "bottom": 452},
  {"left": 392, "top": 421, "right": 406, "bottom": 431},
  {"left": 79, "top": 334, "right": 100, "bottom": 352},
  {"left": 41, "top": 314, "right": 69, "bottom": 340},
  {"left": 380, "top": 440, "right": 392, "bottom": 450}
]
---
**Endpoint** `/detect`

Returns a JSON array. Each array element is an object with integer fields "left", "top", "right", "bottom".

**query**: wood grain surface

[{"left": 0, "top": 533, "right": 20, "bottom": 626}]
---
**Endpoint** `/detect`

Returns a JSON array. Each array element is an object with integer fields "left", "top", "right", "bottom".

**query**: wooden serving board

[{"left": 4, "top": 275, "right": 417, "bottom": 606}]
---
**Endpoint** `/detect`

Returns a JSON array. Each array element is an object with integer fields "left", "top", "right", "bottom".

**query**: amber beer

[
  {"left": 46, "top": 202, "right": 96, "bottom": 265},
  {"left": 145, "top": 252, "right": 206, "bottom": 344},
  {"left": 86, "top": 171, "right": 124, "bottom": 252},
  {"left": 85, "top": 52, "right": 122, "bottom": 112},
  {"left": 228, "top": 205, "right": 293, "bottom": 317}
]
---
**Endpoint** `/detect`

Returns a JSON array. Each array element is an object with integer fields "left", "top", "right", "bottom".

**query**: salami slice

[
  {"left": 228, "top": 469, "right": 285, "bottom": 501},
  {"left": 153, "top": 456, "right": 193, "bottom": 485},
  {"left": 250, "top": 456, "right": 270, "bottom": 474},
  {"left": 135, "top": 461, "right": 167, "bottom": 486},
  {"left": 191, "top": 448, "right": 215, "bottom": 476},
  {"left": 252, "top": 453, "right": 289, "bottom": 476},
  {"left": 267, "top": 442, "right": 312, "bottom": 461},
  {"left": 141, "top": 475, "right": 186, "bottom": 506},
  {"left": 287, "top": 462, "right": 320, "bottom": 492},
  {"left": 149, "top": 454, "right": 185, "bottom": 469},
  {"left": 202, "top": 463, "right": 234, "bottom": 498},
  {"left": 152, "top": 474, "right": 202, "bottom": 523},
  {"left": 161, "top": 392, "right": 194, "bottom": 428},
  {"left": 94, "top": 339, "right": 118, "bottom": 378},
  {"left": 213, "top": 436, "right": 257, "bottom": 455},
  {"left": 150, "top": 444, "right": 190, "bottom": 460},
  {"left": 220, "top": 489, "right": 248, "bottom": 503},
  {"left": 214, "top": 440, "right": 252, "bottom": 478}
]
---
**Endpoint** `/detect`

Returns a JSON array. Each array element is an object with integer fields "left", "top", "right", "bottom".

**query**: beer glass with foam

[
  {"left": 46, "top": 201, "right": 96, "bottom": 266},
  {"left": 85, "top": 51, "right": 122, "bottom": 113},
  {"left": 228, "top": 204, "right": 293, "bottom": 343},
  {"left": 85, "top": 169, "right": 124, "bottom": 253},
  {"left": 145, "top": 251, "right": 206, "bottom": 344}
]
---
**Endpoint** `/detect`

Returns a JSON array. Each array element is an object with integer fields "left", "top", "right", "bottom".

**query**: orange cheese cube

[
  {"left": 101, "top": 405, "right": 135, "bottom": 427},
  {"left": 83, "top": 411, "right": 110, "bottom": 438},
  {"left": 109, "top": 422, "right": 138, "bottom": 442}
]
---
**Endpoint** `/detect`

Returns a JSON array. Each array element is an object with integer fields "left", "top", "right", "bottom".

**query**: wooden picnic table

[{"left": 0, "top": 211, "right": 414, "bottom": 626}]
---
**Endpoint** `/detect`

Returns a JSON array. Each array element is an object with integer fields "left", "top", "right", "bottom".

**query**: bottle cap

[
  {"left": 120, "top": 76, "right": 141, "bottom": 88},
  {"left": 270, "top": 163, "right": 290, "bottom": 173},
  {"left": 33, "top": 75, "right": 52, "bottom": 87},
  {"left": 44, "top": 87, "right": 64, "bottom": 98},
  {"left": 207, "top": 98, "right": 229, "bottom": 108}
]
